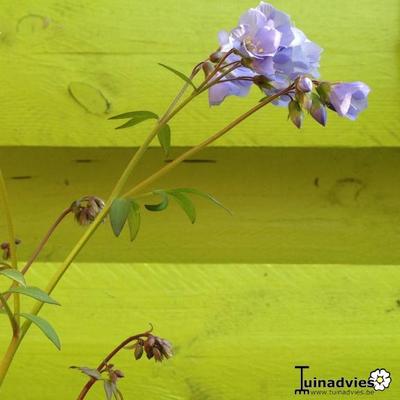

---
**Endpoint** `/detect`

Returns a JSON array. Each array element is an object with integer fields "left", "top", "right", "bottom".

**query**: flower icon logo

[{"left": 369, "top": 369, "right": 391, "bottom": 391}]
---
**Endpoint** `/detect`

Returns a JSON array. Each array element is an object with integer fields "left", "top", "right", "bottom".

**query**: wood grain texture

[
  {"left": 0, "top": 0, "right": 398, "bottom": 147},
  {"left": 0, "top": 262, "right": 399, "bottom": 399},
  {"left": 1, "top": 147, "right": 400, "bottom": 264}
]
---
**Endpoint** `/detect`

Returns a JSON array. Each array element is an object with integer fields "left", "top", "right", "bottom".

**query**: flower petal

[{"left": 370, "top": 370, "right": 380, "bottom": 380}]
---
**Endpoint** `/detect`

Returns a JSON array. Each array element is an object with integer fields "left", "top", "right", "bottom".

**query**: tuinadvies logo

[{"left": 294, "top": 366, "right": 392, "bottom": 395}]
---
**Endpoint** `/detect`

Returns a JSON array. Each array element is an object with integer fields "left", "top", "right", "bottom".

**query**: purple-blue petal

[{"left": 329, "top": 82, "right": 371, "bottom": 120}]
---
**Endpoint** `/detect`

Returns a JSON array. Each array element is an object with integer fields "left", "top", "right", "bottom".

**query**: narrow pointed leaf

[
  {"left": 110, "top": 198, "right": 131, "bottom": 237},
  {"left": 0, "top": 268, "right": 26, "bottom": 287},
  {"left": 158, "top": 63, "right": 197, "bottom": 90},
  {"left": 109, "top": 111, "right": 158, "bottom": 130},
  {"left": 70, "top": 366, "right": 102, "bottom": 380},
  {"left": 172, "top": 188, "right": 231, "bottom": 214},
  {"left": 20, "top": 313, "right": 61, "bottom": 350},
  {"left": 104, "top": 381, "right": 114, "bottom": 400},
  {"left": 7, "top": 286, "right": 59, "bottom": 305},
  {"left": 127, "top": 201, "right": 141, "bottom": 242},
  {"left": 109, "top": 111, "right": 158, "bottom": 120},
  {"left": 168, "top": 191, "right": 196, "bottom": 223},
  {"left": 157, "top": 124, "right": 171, "bottom": 156},
  {"left": 116, "top": 388, "right": 124, "bottom": 400},
  {"left": 145, "top": 191, "right": 169, "bottom": 212}
]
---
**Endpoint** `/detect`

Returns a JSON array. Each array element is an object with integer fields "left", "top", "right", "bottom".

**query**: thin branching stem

[
  {"left": 0, "top": 294, "right": 18, "bottom": 335},
  {"left": 0, "top": 207, "right": 72, "bottom": 309},
  {"left": 76, "top": 331, "right": 151, "bottom": 400},
  {"left": 13, "top": 66, "right": 204, "bottom": 364},
  {"left": 122, "top": 85, "right": 294, "bottom": 199}
]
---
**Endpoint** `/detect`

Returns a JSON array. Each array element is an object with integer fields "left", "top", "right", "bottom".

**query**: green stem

[
  {"left": 0, "top": 207, "right": 72, "bottom": 309},
  {"left": 0, "top": 294, "right": 18, "bottom": 335},
  {"left": 0, "top": 169, "right": 19, "bottom": 327},
  {"left": 0, "top": 337, "right": 19, "bottom": 388},
  {"left": 123, "top": 85, "right": 294, "bottom": 198},
  {"left": 0, "top": 72, "right": 200, "bottom": 389},
  {"left": 17, "top": 75, "right": 201, "bottom": 343}
]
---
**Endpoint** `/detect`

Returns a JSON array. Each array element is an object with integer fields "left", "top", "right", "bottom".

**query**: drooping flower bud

[
  {"left": 295, "top": 91, "right": 312, "bottom": 111},
  {"left": 142, "top": 334, "right": 173, "bottom": 363},
  {"left": 133, "top": 341, "right": 144, "bottom": 360},
  {"left": 316, "top": 82, "right": 332, "bottom": 104},
  {"left": 309, "top": 94, "right": 327, "bottom": 126},
  {"left": 153, "top": 347, "right": 163, "bottom": 362},
  {"left": 71, "top": 196, "right": 105, "bottom": 226},
  {"left": 288, "top": 100, "right": 304, "bottom": 129},
  {"left": 114, "top": 369, "right": 124, "bottom": 378},
  {"left": 209, "top": 50, "right": 224, "bottom": 63},
  {"left": 296, "top": 76, "right": 313, "bottom": 93}
]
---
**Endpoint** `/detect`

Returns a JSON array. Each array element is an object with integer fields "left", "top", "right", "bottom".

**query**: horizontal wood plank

[
  {"left": 1, "top": 147, "right": 400, "bottom": 264},
  {"left": 0, "top": 263, "right": 398, "bottom": 399},
  {"left": 0, "top": 0, "right": 398, "bottom": 147}
]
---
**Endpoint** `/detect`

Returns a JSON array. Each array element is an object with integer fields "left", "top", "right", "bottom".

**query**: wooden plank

[
  {"left": 0, "top": 0, "right": 398, "bottom": 147},
  {"left": 0, "top": 262, "right": 399, "bottom": 399},
  {"left": 1, "top": 147, "right": 400, "bottom": 264}
]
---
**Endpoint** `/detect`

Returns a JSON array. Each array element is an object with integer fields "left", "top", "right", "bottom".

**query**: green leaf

[
  {"left": 109, "top": 111, "right": 158, "bottom": 130},
  {"left": 0, "top": 268, "right": 26, "bottom": 287},
  {"left": 157, "top": 124, "right": 171, "bottom": 156},
  {"left": 7, "top": 286, "right": 60, "bottom": 305},
  {"left": 70, "top": 366, "right": 102, "bottom": 380},
  {"left": 158, "top": 63, "right": 197, "bottom": 90},
  {"left": 109, "top": 111, "right": 158, "bottom": 120},
  {"left": 145, "top": 191, "right": 169, "bottom": 212},
  {"left": 104, "top": 380, "right": 116, "bottom": 400},
  {"left": 20, "top": 313, "right": 61, "bottom": 350},
  {"left": 127, "top": 201, "right": 141, "bottom": 242},
  {"left": 170, "top": 188, "right": 231, "bottom": 214},
  {"left": 110, "top": 198, "right": 131, "bottom": 237},
  {"left": 168, "top": 191, "right": 196, "bottom": 224}
]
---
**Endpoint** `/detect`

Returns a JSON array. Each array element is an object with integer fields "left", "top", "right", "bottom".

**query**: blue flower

[
  {"left": 208, "top": 56, "right": 255, "bottom": 106},
  {"left": 218, "top": 2, "right": 322, "bottom": 81},
  {"left": 329, "top": 82, "right": 371, "bottom": 120}
]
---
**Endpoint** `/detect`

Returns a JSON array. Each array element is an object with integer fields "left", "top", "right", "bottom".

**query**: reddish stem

[
  {"left": 21, "top": 207, "right": 72, "bottom": 275},
  {"left": 0, "top": 207, "right": 71, "bottom": 308},
  {"left": 76, "top": 331, "right": 151, "bottom": 400}
]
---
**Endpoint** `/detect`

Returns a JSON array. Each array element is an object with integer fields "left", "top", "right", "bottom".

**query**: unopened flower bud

[
  {"left": 209, "top": 50, "right": 224, "bottom": 63},
  {"left": 296, "top": 76, "right": 313, "bottom": 93},
  {"left": 133, "top": 341, "right": 144, "bottom": 360},
  {"left": 310, "top": 94, "right": 327, "bottom": 126},
  {"left": 295, "top": 92, "right": 312, "bottom": 110},
  {"left": 159, "top": 339, "right": 173, "bottom": 359},
  {"left": 1, "top": 239, "right": 21, "bottom": 260},
  {"left": 316, "top": 82, "right": 332, "bottom": 104},
  {"left": 142, "top": 334, "right": 173, "bottom": 363},
  {"left": 71, "top": 196, "right": 105, "bottom": 226},
  {"left": 288, "top": 100, "right": 304, "bottom": 129},
  {"left": 153, "top": 347, "right": 163, "bottom": 362},
  {"left": 114, "top": 369, "right": 124, "bottom": 378}
]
